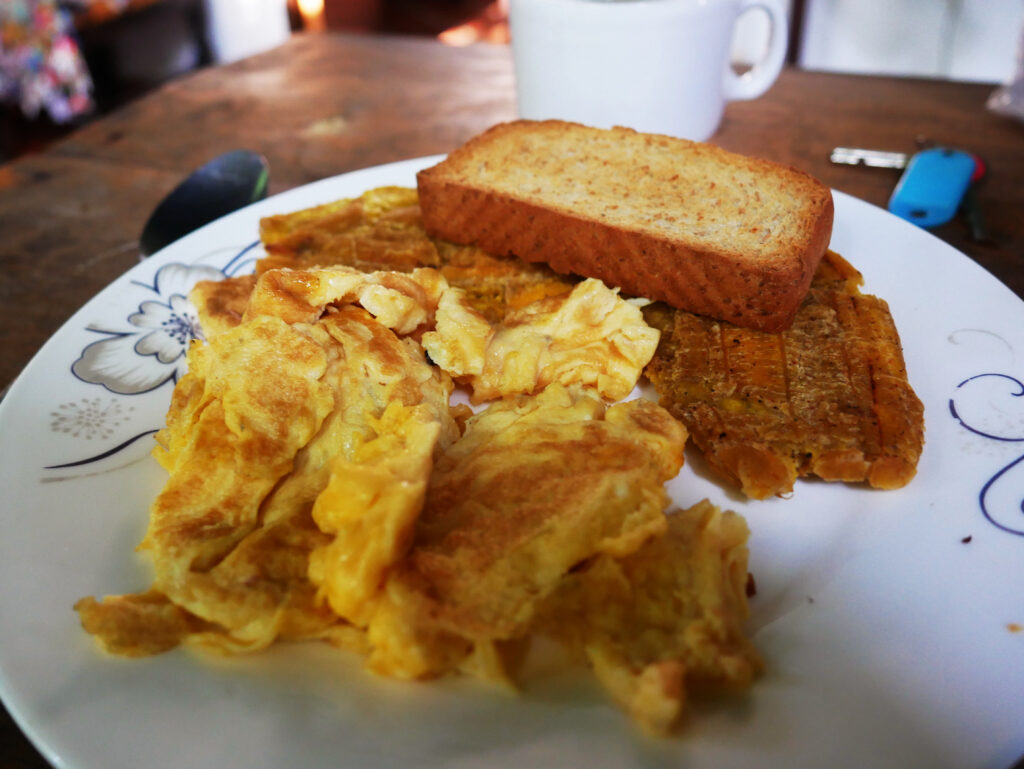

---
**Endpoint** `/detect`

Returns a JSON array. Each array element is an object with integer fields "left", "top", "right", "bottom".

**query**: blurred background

[{"left": 1, "top": 0, "right": 1021, "bottom": 162}]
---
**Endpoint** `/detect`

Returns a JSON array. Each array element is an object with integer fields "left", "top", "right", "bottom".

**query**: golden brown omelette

[
  {"left": 79, "top": 269, "right": 460, "bottom": 655},
  {"left": 77, "top": 243, "right": 758, "bottom": 735},
  {"left": 365, "top": 385, "right": 687, "bottom": 675}
]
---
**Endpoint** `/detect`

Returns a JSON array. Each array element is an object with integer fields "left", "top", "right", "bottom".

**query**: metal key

[{"left": 830, "top": 147, "right": 908, "bottom": 169}]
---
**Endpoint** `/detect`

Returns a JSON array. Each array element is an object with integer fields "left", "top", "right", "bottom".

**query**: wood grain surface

[{"left": 1, "top": 31, "right": 1022, "bottom": 767}]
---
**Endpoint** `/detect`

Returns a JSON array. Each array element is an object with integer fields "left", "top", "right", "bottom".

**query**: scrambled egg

[
  {"left": 76, "top": 189, "right": 761, "bottom": 736},
  {"left": 537, "top": 500, "right": 761, "bottom": 735},
  {"left": 363, "top": 384, "right": 687, "bottom": 680},
  {"left": 80, "top": 269, "right": 458, "bottom": 655},
  {"left": 308, "top": 400, "right": 441, "bottom": 629},
  {"left": 423, "top": 278, "right": 660, "bottom": 403}
]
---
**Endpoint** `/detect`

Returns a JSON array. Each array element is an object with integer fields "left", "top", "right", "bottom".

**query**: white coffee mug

[{"left": 508, "top": 0, "right": 789, "bottom": 141}]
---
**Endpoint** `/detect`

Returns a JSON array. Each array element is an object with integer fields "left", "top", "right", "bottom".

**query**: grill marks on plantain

[{"left": 644, "top": 251, "right": 924, "bottom": 498}]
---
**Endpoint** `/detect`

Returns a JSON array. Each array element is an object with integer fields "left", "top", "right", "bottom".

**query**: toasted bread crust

[{"left": 417, "top": 121, "right": 834, "bottom": 332}]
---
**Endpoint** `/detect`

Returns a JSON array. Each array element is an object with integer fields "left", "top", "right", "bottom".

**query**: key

[{"left": 830, "top": 147, "right": 908, "bottom": 169}]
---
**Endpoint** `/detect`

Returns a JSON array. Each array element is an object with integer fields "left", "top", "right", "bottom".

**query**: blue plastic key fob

[{"left": 887, "top": 147, "right": 975, "bottom": 228}]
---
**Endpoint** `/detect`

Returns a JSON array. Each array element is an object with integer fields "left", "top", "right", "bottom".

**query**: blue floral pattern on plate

[
  {"left": 46, "top": 243, "right": 258, "bottom": 471},
  {"left": 71, "top": 263, "right": 224, "bottom": 395}
]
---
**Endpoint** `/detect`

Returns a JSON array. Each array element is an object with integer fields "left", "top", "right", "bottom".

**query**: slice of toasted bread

[{"left": 417, "top": 121, "right": 834, "bottom": 332}]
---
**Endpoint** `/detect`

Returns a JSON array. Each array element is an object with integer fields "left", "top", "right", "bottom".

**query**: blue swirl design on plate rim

[
  {"left": 949, "top": 372, "right": 1024, "bottom": 536},
  {"left": 45, "top": 242, "right": 259, "bottom": 470}
]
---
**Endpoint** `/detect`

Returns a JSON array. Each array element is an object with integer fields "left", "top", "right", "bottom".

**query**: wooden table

[{"left": 1, "top": 31, "right": 1022, "bottom": 767}]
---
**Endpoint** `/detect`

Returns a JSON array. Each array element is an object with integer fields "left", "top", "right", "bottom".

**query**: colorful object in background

[
  {"left": 0, "top": 0, "right": 95, "bottom": 122},
  {"left": 887, "top": 148, "right": 976, "bottom": 228}
]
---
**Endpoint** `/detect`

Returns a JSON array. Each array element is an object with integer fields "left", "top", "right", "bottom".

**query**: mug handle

[{"left": 723, "top": 0, "right": 789, "bottom": 101}]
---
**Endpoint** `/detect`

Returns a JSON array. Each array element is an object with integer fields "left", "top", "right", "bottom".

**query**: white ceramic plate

[{"left": 1, "top": 157, "right": 1022, "bottom": 769}]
